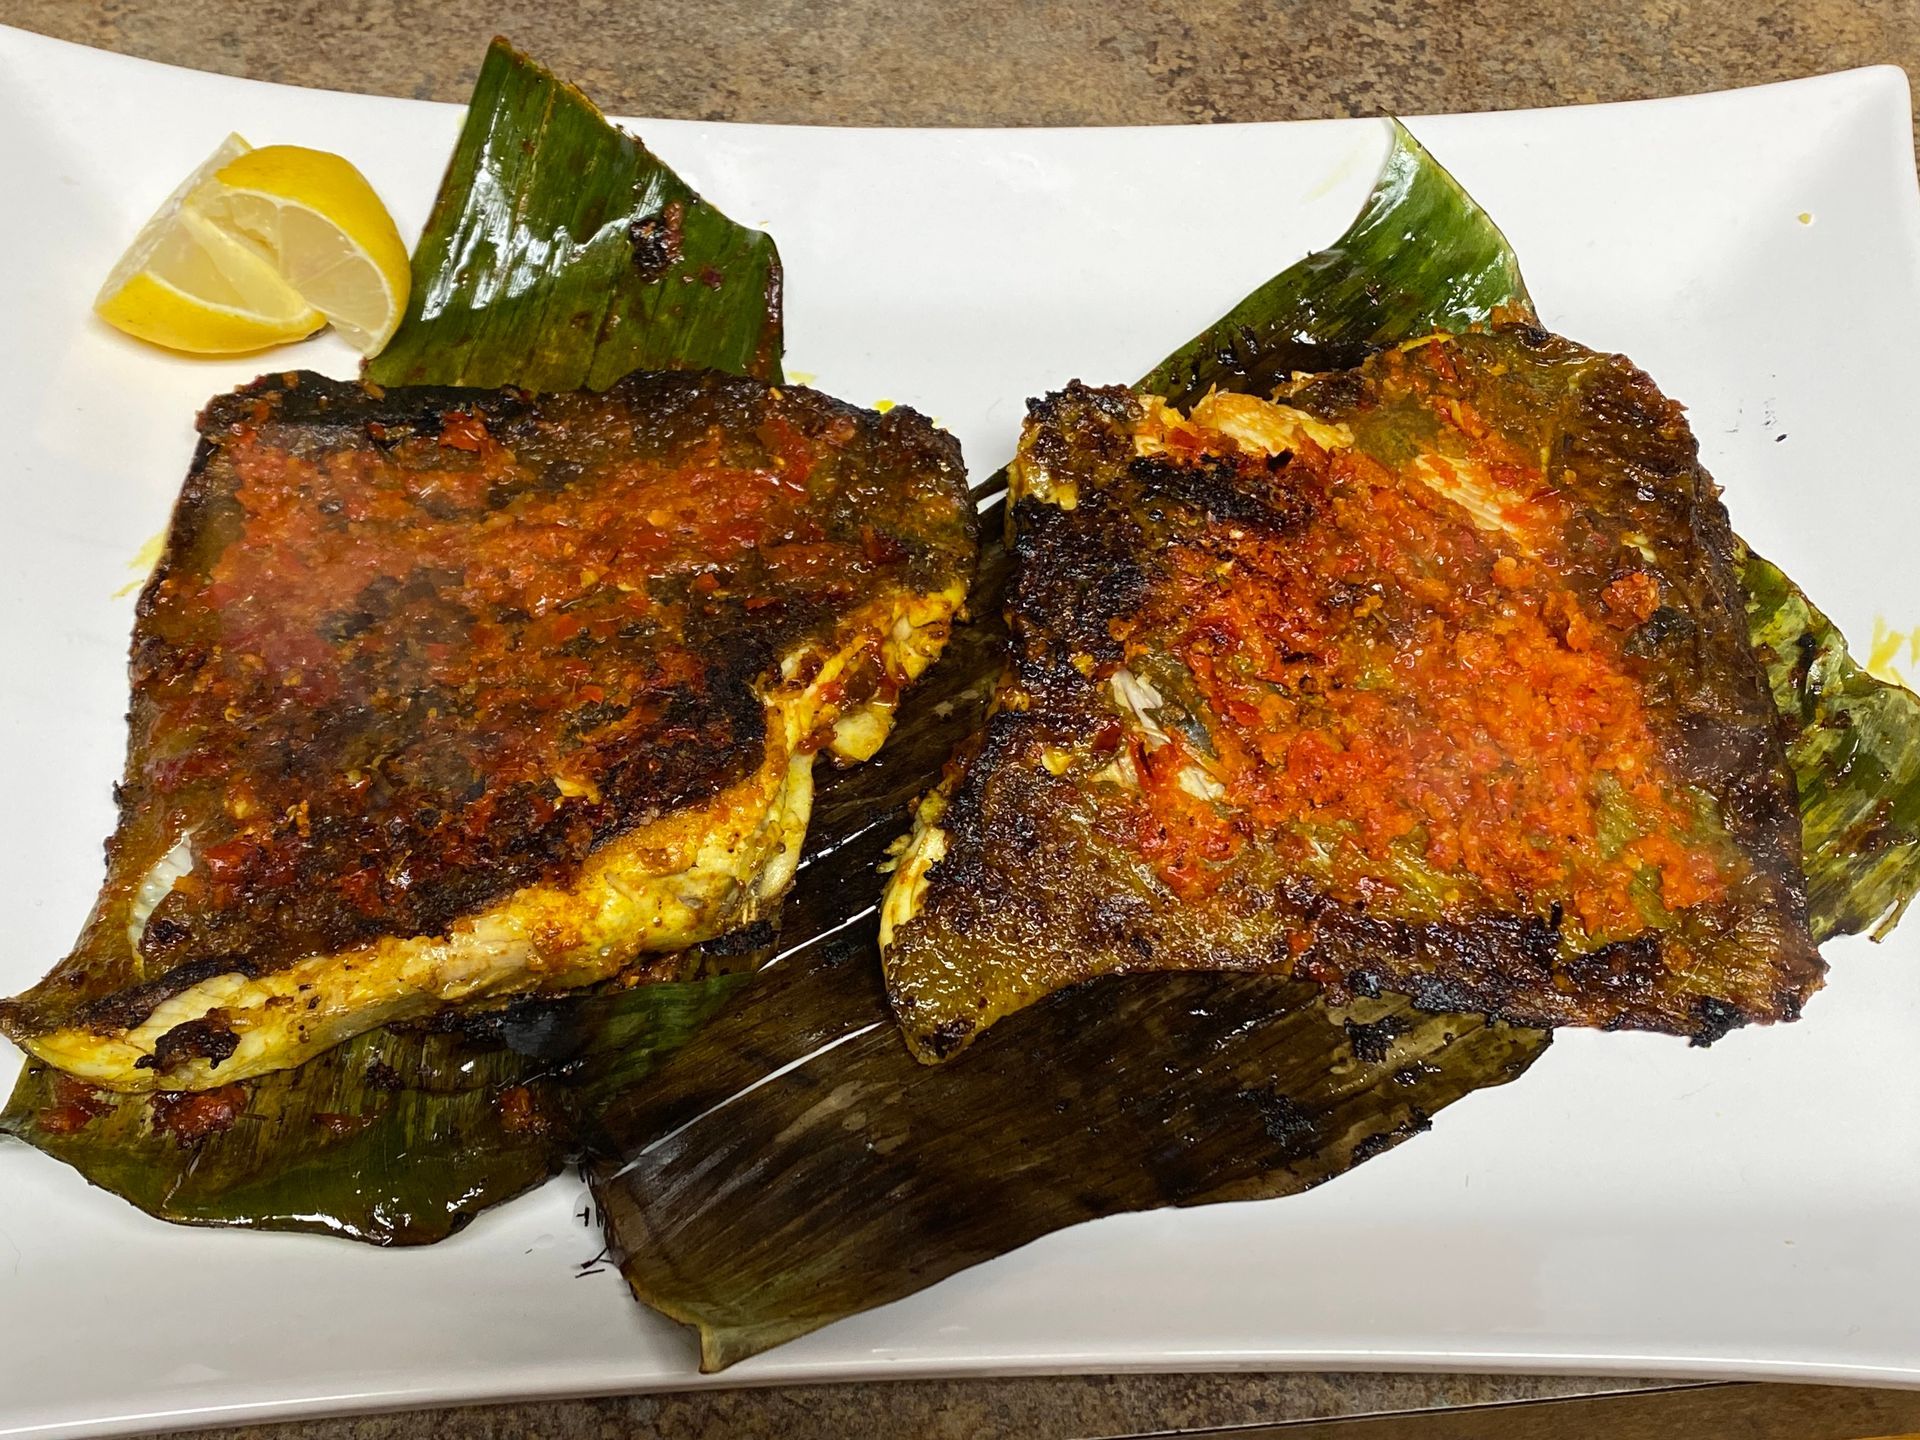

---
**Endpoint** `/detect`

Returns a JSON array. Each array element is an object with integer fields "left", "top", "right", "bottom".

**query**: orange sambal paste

[{"left": 1112, "top": 366, "right": 1734, "bottom": 944}]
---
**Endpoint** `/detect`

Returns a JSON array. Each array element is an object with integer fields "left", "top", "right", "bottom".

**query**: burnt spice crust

[{"left": 2, "top": 368, "right": 974, "bottom": 1039}]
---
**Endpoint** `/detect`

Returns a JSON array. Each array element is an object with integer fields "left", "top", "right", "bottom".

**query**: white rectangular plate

[{"left": 2, "top": 25, "right": 1918, "bottom": 1439}]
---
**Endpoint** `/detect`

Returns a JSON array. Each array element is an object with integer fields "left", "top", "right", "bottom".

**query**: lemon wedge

[
  {"left": 196, "top": 145, "right": 412, "bottom": 355},
  {"left": 93, "top": 137, "right": 411, "bottom": 358},
  {"left": 94, "top": 134, "right": 327, "bottom": 355}
]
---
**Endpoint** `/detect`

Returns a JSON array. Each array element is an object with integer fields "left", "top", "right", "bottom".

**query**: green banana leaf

[
  {"left": 1140, "top": 121, "right": 1533, "bottom": 408},
  {"left": 600, "top": 951, "right": 1540, "bottom": 1373},
  {"left": 587, "top": 121, "right": 1920, "bottom": 1371},
  {"left": 0, "top": 968, "right": 747, "bottom": 1245},
  {"left": 1743, "top": 549, "right": 1920, "bottom": 943},
  {"left": 366, "top": 38, "right": 783, "bottom": 391},
  {"left": 0, "top": 38, "right": 789, "bottom": 1242}
]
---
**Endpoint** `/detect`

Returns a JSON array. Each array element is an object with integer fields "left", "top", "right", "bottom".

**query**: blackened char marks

[
  {"left": 1349, "top": 1107, "right": 1433, "bottom": 1164},
  {"left": 1130, "top": 453, "right": 1308, "bottom": 532},
  {"left": 135, "top": 1013, "right": 240, "bottom": 1072},
  {"left": 1009, "top": 496, "right": 1146, "bottom": 682},
  {"left": 912, "top": 721, "right": 1056, "bottom": 942},
  {"left": 1236, "top": 1086, "right": 1324, "bottom": 1161},
  {"left": 73, "top": 956, "right": 259, "bottom": 1034},
  {"left": 1021, "top": 381, "right": 1138, "bottom": 451},
  {"left": 1567, "top": 354, "right": 1805, "bottom": 890},
  {"left": 1341, "top": 1014, "right": 1409, "bottom": 1065},
  {"left": 627, "top": 201, "right": 685, "bottom": 281}
]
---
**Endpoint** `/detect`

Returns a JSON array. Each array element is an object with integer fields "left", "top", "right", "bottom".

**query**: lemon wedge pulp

[
  {"left": 197, "top": 145, "right": 412, "bottom": 355},
  {"left": 94, "top": 134, "right": 326, "bottom": 355},
  {"left": 93, "top": 137, "right": 411, "bottom": 358}
]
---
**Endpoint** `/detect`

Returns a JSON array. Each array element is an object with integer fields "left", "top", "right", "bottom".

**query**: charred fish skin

[
  {"left": 881, "top": 326, "right": 1820, "bottom": 1062},
  {"left": 3, "top": 368, "right": 977, "bottom": 1091}
]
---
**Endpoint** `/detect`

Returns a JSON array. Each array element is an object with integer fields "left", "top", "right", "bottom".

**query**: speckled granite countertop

[
  {"left": 2, "top": 3, "right": 1914, "bottom": 1437},
  {"left": 7, "top": 0, "right": 1918, "bottom": 129}
]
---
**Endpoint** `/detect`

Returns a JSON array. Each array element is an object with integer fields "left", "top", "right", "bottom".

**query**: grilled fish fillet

[
  {"left": 881, "top": 326, "right": 1821, "bottom": 1062},
  {"left": 3, "top": 369, "right": 976, "bottom": 1091}
]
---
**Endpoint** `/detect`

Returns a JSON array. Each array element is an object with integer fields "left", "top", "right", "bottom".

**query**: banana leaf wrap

[
  {"left": 0, "top": 962, "right": 751, "bottom": 1245},
  {"left": 599, "top": 953, "right": 1542, "bottom": 1372},
  {"left": 1742, "top": 549, "right": 1920, "bottom": 942},
  {"left": 588, "top": 123, "right": 1920, "bottom": 1370},
  {"left": 0, "top": 39, "right": 792, "bottom": 1242},
  {"left": 366, "top": 37, "right": 783, "bottom": 391},
  {"left": 1141, "top": 123, "right": 1534, "bottom": 407}
]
